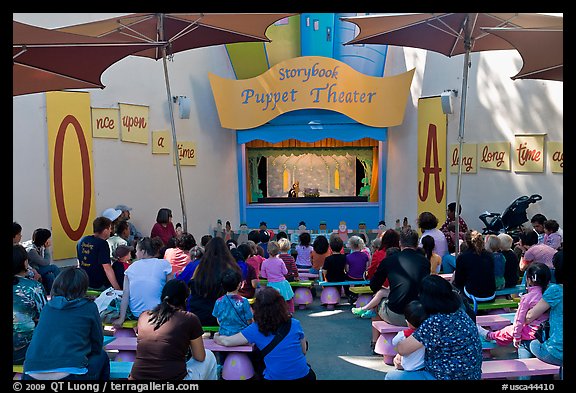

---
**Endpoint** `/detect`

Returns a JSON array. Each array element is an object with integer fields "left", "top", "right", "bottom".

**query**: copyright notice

[{"left": 13, "top": 382, "right": 200, "bottom": 392}]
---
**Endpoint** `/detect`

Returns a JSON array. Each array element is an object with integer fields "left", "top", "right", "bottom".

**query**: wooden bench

[
  {"left": 298, "top": 272, "right": 319, "bottom": 280},
  {"left": 482, "top": 358, "right": 561, "bottom": 379},
  {"left": 103, "top": 319, "right": 138, "bottom": 337},
  {"left": 494, "top": 284, "right": 526, "bottom": 297},
  {"left": 259, "top": 279, "right": 316, "bottom": 309},
  {"left": 318, "top": 280, "right": 371, "bottom": 310},
  {"left": 348, "top": 285, "right": 374, "bottom": 308},
  {"left": 110, "top": 361, "right": 133, "bottom": 379},
  {"left": 476, "top": 312, "right": 516, "bottom": 329},
  {"left": 86, "top": 289, "right": 103, "bottom": 298},
  {"left": 371, "top": 320, "right": 405, "bottom": 365},
  {"left": 476, "top": 297, "right": 520, "bottom": 313},
  {"left": 13, "top": 362, "right": 135, "bottom": 380},
  {"left": 104, "top": 336, "right": 254, "bottom": 380},
  {"left": 372, "top": 320, "right": 508, "bottom": 365}
]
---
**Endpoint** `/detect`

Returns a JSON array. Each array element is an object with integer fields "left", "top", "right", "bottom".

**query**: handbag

[
  {"left": 534, "top": 320, "right": 550, "bottom": 343},
  {"left": 93, "top": 287, "right": 126, "bottom": 323},
  {"left": 251, "top": 319, "right": 292, "bottom": 377},
  {"left": 94, "top": 287, "right": 123, "bottom": 313}
]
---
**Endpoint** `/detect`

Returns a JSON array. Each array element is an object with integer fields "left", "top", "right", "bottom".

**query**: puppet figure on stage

[
  {"left": 375, "top": 220, "right": 387, "bottom": 238},
  {"left": 358, "top": 221, "right": 368, "bottom": 237},
  {"left": 336, "top": 221, "right": 352, "bottom": 243},
  {"left": 318, "top": 221, "right": 328, "bottom": 235},
  {"left": 288, "top": 180, "right": 300, "bottom": 198},
  {"left": 237, "top": 223, "right": 249, "bottom": 244}
]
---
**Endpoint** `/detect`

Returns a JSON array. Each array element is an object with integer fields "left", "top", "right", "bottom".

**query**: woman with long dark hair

[
  {"left": 130, "top": 279, "right": 217, "bottom": 380},
  {"left": 186, "top": 237, "right": 241, "bottom": 326}
]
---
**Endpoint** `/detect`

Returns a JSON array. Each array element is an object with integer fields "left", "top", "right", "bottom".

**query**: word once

[{"left": 95, "top": 116, "right": 115, "bottom": 130}]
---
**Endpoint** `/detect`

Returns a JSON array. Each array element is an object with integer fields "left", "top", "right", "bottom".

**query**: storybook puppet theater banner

[{"left": 209, "top": 56, "right": 415, "bottom": 130}]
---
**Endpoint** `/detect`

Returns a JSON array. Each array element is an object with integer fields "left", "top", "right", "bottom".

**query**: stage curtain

[
  {"left": 247, "top": 147, "right": 373, "bottom": 161},
  {"left": 370, "top": 147, "right": 379, "bottom": 202}
]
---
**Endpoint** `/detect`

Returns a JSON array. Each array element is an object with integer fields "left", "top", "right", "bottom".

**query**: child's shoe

[
  {"left": 351, "top": 307, "right": 365, "bottom": 316},
  {"left": 361, "top": 309, "right": 377, "bottom": 319}
]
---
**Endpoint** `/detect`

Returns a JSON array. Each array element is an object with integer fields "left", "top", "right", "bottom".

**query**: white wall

[
  {"left": 13, "top": 14, "right": 563, "bottom": 261},
  {"left": 384, "top": 46, "right": 563, "bottom": 231},
  {"left": 13, "top": 13, "right": 241, "bottom": 259}
]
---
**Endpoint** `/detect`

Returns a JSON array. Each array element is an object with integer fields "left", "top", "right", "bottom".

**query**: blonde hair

[
  {"left": 267, "top": 241, "right": 280, "bottom": 257},
  {"left": 484, "top": 234, "right": 501, "bottom": 253},
  {"left": 278, "top": 237, "right": 291, "bottom": 252},
  {"left": 347, "top": 235, "right": 365, "bottom": 251},
  {"left": 497, "top": 233, "right": 513, "bottom": 251}
]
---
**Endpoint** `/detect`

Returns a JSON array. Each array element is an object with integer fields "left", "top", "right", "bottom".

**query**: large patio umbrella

[
  {"left": 13, "top": 20, "right": 162, "bottom": 96},
  {"left": 341, "top": 13, "right": 563, "bottom": 253},
  {"left": 481, "top": 27, "right": 563, "bottom": 82},
  {"left": 57, "top": 13, "right": 297, "bottom": 232}
]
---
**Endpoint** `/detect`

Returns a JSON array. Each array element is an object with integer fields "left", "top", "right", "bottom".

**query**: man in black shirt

[{"left": 370, "top": 229, "right": 430, "bottom": 326}]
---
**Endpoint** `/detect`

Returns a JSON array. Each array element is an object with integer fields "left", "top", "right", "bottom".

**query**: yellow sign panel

[
  {"left": 46, "top": 92, "right": 96, "bottom": 260},
  {"left": 547, "top": 141, "right": 563, "bottom": 173},
  {"left": 514, "top": 134, "right": 545, "bottom": 173},
  {"left": 91, "top": 108, "right": 119, "bottom": 139},
  {"left": 449, "top": 143, "right": 478, "bottom": 174},
  {"left": 152, "top": 130, "right": 171, "bottom": 154},
  {"left": 174, "top": 141, "right": 197, "bottom": 166},
  {"left": 417, "top": 97, "right": 446, "bottom": 225},
  {"left": 119, "top": 103, "right": 149, "bottom": 144},
  {"left": 209, "top": 56, "right": 415, "bottom": 129},
  {"left": 478, "top": 142, "right": 511, "bottom": 171}
]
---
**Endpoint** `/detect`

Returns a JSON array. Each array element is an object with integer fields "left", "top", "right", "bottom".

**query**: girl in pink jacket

[
  {"left": 477, "top": 262, "right": 550, "bottom": 347},
  {"left": 260, "top": 241, "right": 295, "bottom": 313}
]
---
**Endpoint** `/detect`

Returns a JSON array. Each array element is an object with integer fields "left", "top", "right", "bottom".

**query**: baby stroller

[{"left": 479, "top": 194, "right": 542, "bottom": 242}]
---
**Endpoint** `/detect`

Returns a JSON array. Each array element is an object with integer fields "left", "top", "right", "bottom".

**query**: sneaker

[
  {"left": 361, "top": 310, "right": 377, "bottom": 319},
  {"left": 477, "top": 324, "right": 490, "bottom": 340},
  {"left": 351, "top": 307, "right": 365, "bottom": 316}
]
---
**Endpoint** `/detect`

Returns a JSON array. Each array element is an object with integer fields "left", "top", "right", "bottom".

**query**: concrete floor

[{"left": 294, "top": 293, "right": 395, "bottom": 380}]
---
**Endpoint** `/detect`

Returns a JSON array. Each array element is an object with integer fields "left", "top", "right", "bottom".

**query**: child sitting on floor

[{"left": 477, "top": 262, "right": 551, "bottom": 348}]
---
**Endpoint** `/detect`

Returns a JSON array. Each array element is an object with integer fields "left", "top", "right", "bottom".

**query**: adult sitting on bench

[
  {"left": 214, "top": 287, "right": 315, "bottom": 381},
  {"left": 453, "top": 230, "right": 496, "bottom": 313},
  {"left": 387, "top": 275, "right": 483, "bottom": 380},
  {"left": 370, "top": 229, "right": 430, "bottom": 327},
  {"left": 129, "top": 279, "right": 218, "bottom": 380}
]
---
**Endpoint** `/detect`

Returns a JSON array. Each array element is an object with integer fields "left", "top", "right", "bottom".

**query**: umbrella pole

[
  {"left": 159, "top": 14, "right": 188, "bottom": 233},
  {"left": 455, "top": 20, "right": 472, "bottom": 256},
  {"left": 162, "top": 53, "right": 188, "bottom": 233}
]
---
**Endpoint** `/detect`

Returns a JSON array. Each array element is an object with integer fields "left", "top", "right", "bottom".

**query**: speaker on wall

[{"left": 441, "top": 90, "right": 456, "bottom": 114}]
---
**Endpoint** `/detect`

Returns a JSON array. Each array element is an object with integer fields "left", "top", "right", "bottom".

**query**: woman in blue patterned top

[
  {"left": 387, "top": 274, "right": 483, "bottom": 380},
  {"left": 525, "top": 250, "right": 563, "bottom": 374},
  {"left": 13, "top": 245, "right": 47, "bottom": 364}
]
